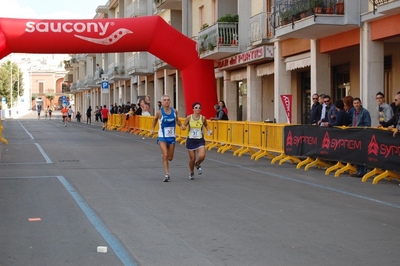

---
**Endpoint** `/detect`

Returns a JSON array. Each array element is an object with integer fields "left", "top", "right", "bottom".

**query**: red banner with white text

[{"left": 280, "top": 94, "right": 292, "bottom": 124}]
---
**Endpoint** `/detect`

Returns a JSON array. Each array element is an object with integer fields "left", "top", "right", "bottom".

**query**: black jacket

[{"left": 380, "top": 106, "right": 399, "bottom": 128}]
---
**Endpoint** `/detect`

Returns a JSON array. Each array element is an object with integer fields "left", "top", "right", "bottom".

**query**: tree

[
  {"left": 45, "top": 93, "right": 55, "bottom": 107},
  {"left": 0, "top": 61, "right": 24, "bottom": 108}
]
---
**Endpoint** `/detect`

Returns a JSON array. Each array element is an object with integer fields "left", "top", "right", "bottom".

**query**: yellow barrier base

[
  {"left": 271, "top": 153, "right": 286, "bottom": 164},
  {"left": 218, "top": 144, "right": 239, "bottom": 154},
  {"left": 325, "top": 161, "right": 345, "bottom": 175},
  {"left": 304, "top": 158, "right": 331, "bottom": 171},
  {"left": 1, "top": 137, "right": 8, "bottom": 145},
  {"left": 361, "top": 168, "right": 384, "bottom": 183},
  {"left": 250, "top": 149, "right": 275, "bottom": 161},
  {"left": 297, "top": 157, "right": 315, "bottom": 169},
  {"left": 206, "top": 142, "right": 222, "bottom": 151},
  {"left": 276, "top": 155, "right": 301, "bottom": 165},
  {"left": 334, "top": 163, "right": 356, "bottom": 177},
  {"left": 361, "top": 169, "right": 400, "bottom": 184},
  {"left": 233, "top": 146, "right": 250, "bottom": 156}
]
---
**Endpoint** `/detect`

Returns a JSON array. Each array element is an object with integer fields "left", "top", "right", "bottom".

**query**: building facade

[{"left": 67, "top": 0, "right": 400, "bottom": 126}]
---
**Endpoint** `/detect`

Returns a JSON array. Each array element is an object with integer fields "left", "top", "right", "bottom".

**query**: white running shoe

[
  {"left": 189, "top": 172, "right": 194, "bottom": 180},
  {"left": 163, "top": 174, "right": 170, "bottom": 182},
  {"left": 195, "top": 164, "right": 202, "bottom": 175}
]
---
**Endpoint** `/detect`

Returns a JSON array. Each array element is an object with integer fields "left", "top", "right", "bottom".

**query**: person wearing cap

[{"left": 182, "top": 102, "right": 212, "bottom": 180}]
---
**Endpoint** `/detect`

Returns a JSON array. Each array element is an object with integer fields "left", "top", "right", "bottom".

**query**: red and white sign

[
  {"left": 217, "top": 45, "right": 273, "bottom": 69},
  {"left": 280, "top": 94, "right": 292, "bottom": 124}
]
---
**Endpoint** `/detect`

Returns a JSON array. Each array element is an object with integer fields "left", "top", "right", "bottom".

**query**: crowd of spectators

[{"left": 308, "top": 91, "right": 400, "bottom": 177}]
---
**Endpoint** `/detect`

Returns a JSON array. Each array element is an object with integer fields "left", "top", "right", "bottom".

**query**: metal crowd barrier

[
  {"left": 0, "top": 119, "right": 8, "bottom": 145},
  {"left": 103, "top": 115, "right": 399, "bottom": 185}
]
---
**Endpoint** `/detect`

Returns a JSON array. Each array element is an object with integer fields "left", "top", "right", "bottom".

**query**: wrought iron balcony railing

[{"left": 272, "top": 0, "right": 344, "bottom": 29}]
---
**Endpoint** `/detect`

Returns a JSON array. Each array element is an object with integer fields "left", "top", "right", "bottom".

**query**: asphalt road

[{"left": 1, "top": 111, "right": 400, "bottom": 266}]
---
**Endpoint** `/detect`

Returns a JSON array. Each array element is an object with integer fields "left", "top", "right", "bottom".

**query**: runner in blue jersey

[{"left": 150, "top": 94, "right": 183, "bottom": 182}]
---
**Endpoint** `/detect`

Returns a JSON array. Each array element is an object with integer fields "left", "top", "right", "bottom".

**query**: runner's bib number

[
  {"left": 189, "top": 129, "right": 201, "bottom": 139},
  {"left": 163, "top": 127, "right": 175, "bottom": 137}
]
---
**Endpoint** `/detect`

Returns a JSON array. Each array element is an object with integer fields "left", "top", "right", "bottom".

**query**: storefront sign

[{"left": 217, "top": 45, "right": 273, "bottom": 69}]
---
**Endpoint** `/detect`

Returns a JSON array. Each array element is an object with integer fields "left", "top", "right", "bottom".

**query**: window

[
  {"left": 199, "top": 5, "right": 204, "bottom": 30},
  {"left": 39, "top": 82, "right": 44, "bottom": 94}
]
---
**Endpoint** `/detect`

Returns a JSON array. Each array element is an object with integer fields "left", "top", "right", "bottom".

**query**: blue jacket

[{"left": 352, "top": 107, "right": 371, "bottom": 127}]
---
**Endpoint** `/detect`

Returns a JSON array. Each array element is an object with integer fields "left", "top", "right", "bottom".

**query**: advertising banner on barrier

[
  {"left": 280, "top": 94, "right": 292, "bottom": 124},
  {"left": 284, "top": 126, "right": 400, "bottom": 172}
]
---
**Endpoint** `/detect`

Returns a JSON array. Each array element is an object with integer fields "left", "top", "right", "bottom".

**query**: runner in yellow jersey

[{"left": 182, "top": 102, "right": 212, "bottom": 180}]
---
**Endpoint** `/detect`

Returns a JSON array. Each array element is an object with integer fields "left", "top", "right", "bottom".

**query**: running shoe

[
  {"left": 163, "top": 174, "right": 170, "bottom": 182},
  {"left": 189, "top": 172, "right": 194, "bottom": 180},
  {"left": 195, "top": 164, "right": 202, "bottom": 175}
]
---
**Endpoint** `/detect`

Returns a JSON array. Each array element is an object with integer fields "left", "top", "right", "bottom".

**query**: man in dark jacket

[
  {"left": 309, "top": 93, "right": 321, "bottom": 125},
  {"left": 380, "top": 93, "right": 400, "bottom": 137},
  {"left": 210, "top": 104, "right": 228, "bottom": 120}
]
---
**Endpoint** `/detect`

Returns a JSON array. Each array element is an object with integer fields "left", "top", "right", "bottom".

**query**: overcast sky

[{"left": 0, "top": 0, "right": 105, "bottom": 19}]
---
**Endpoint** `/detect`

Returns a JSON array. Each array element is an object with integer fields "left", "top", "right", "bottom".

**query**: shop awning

[
  {"left": 284, "top": 52, "right": 311, "bottom": 71},
  {"left": 257, "top": 62, "right": 274, "bottom": 76}
]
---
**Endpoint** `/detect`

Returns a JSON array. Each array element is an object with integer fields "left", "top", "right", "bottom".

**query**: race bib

[
  {"left": 163, "top": 127, "right": 175, "bottom": 137},
  {"left": 189, "top": 128, "right": 201, "bottom": 139}
]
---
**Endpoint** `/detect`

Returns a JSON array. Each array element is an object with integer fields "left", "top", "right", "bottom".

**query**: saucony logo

[
  {"left": 25, "top": 21, "right": 133, "bottom": 46},
  {"left": 25, "top": 21, "right": 111, "bottom": 36},
  {"left": 75, "top": 29, "right": 133, "bottom": 45}
]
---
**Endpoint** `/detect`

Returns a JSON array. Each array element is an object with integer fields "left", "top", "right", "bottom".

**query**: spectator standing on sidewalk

[
  {"left": 182, "top": 102, "right": 212, "bottom": 180},
  {"left": 351, "top": 97, "right": 371, "bottom": 178},
  {"left": 376, "top": 92, "right": 393, "bottom": 125},
  {"left": 309, "top": 93, "right": 321, "bottom": 125},
  {"left": 210, "top": 104, "right": 228, "bottom": 120},
  {"left": 379, "top": 93, "right": 400, "bottom": 137},
  {"left": 86, "top": 106, "right": 92, "bottom": 124}
]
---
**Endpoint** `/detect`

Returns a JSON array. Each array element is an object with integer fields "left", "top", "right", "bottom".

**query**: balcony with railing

[
  {"left": 76, "top": 54, "right": 87, "bottom": 62},
  {"left": 108, "top": 63, "right": 129, "bottom": 81},
  {"left": 364, "top": 0, "right": 400, "bottom": 19},
  {"left": 70, "top": 82, "right": 77, "bottom": 92},
  {"left": 249, "top": 12, "right": 273, "bottom": 46},
  {"left": 64, "top": 73, "right": 73, "bottom": 83},
  {"left": 272, "top": 0, "right": 359, "bottom": 40},
  {"left": 154, "top": 57, "right": 174, "bottom": 70},
  {"left": 126, "top": 0, "right": 148, "bottom": 17},
  {"left": 84, "top": 75, "right": 99, "bottom": 88},
  {"left": 197, "top": 22, "right": 239, "bottom": 60},
  {"left": 154, "top": 0, "right": 182, "bottom": 10},
  {"left": 127, "top": 52, "right": 154, "bottom": 75}
]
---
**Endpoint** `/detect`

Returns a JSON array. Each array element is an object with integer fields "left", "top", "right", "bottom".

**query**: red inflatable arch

[{"left": 0, "top": 16, "right": 217, "bottom": 118}]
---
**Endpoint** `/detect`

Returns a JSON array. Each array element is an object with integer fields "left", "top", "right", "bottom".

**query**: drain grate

[{"left": 58, "top": 160, "right": 80, "bottom": 162}]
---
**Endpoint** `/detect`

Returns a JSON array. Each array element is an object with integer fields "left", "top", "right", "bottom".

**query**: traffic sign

[
  {"left": 101, "top": 81, "right": 109, "bottom": 89},
  {"left": 101, "top": 80, "right": 109, "bottom": 93}
]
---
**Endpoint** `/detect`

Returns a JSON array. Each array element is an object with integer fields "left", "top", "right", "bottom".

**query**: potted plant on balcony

[
  {"left": 280, "top": 9, "right": 291, "bottom": 26},
  {"left": 114, "top": 66, "right": 119, "bottom": 75},
  {"left": 313, "top": 0, "right": 324, "bottom": 14},
  {"left": 217, "top": 13, "right": 239, "bottom": 23},
  {"left": 200, "top": 23, "right": 209, "bottom": 30},
  {"left": 325, "top": 1, "right": 335, "bottom": 14},
  {"left": 335, "top": 0, "right": 344, "bottom": 14},
  {"left": 120, "top": 65, "right": 125, "bottom": 75}
]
